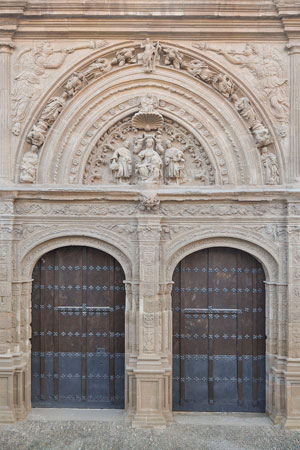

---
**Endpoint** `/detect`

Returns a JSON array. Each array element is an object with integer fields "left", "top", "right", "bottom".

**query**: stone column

[
  {"left": 0, "top": 42, "right": 15, "bottom": 184},
  {"left": 287, "top": 41, "right": 300, "bottom": 183},
  {"left": 127, "top": 216, "right": 172, "bottom": 428},
  {"left": 282, "top": 206, "right": 300, "bottom": 428}
]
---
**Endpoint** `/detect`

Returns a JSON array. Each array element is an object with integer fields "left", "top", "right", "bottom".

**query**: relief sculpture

[
  {"left": 12, "top": 40, "right": 107, "bottom": 135},
  {"left": 83, "top": 94, "right": 213, "bottom": 186}
]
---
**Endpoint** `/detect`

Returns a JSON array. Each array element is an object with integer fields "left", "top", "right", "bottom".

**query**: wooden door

[
  {"left": 31, "top": 246, "right": 125, "bottom": 408},
  {"left": 172, "top": 247, "right": 266, "bottom": 412}
]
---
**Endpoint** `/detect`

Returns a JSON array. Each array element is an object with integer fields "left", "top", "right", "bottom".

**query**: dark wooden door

[
  {"left": 31, "top": 246, "right": 125, "bottom": 408},
  {"left": 172, "top": 247, "right": 266, "bottom": 412}
]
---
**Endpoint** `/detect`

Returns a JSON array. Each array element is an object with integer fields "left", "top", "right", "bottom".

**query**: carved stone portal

[{"left": 83, "top": 96, "right": 215, "bottom": 186}]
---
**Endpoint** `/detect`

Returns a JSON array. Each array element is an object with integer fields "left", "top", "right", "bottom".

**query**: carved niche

[{"left": 83, "top": 94, "right": 215, "bottom": 186}]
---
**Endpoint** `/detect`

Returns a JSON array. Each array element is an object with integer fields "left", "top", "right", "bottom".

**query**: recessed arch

[{"left": 21, "top": 234, "right": 132, "bottom": 282}]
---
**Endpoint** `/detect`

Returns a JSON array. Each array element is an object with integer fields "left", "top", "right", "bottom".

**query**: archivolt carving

[
  {"left": 21, "top": 234, "right": 132, "bottom": 280},
  {"left": 19, "top": 41, "right": 281, "bottom": 185},
  {"left": 166, "top": 234, "right": 279, "bottom": 281},
  {"left": 193, "top": 42, "right": 288, "bottom": 137},
  {"left": 12, "top": 40, "right": 107, "bottom": 136}
]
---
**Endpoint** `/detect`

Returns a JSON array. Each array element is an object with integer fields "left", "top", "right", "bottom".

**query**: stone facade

[{"left": 0, "top": 0, "right": 300, "bottom": 429}]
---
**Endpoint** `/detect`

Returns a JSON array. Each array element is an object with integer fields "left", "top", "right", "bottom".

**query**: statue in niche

[
  {"left": 109, "top": 140, "right": 132, "bottom": 183},
  {"left": 136, "top": 137, "right": 162, "bottom": 183},
  {"left": 261, "top": 147, "right": 280, "bottom": 185},
  {"left": 20, "top": 146, "right": 39, "bottom": 183},
  {"left": 140, "top": 38, "right": 161, "bottom": 73},
  {"left": 164, "top": 140, "right": 186, "bottom": 184}
]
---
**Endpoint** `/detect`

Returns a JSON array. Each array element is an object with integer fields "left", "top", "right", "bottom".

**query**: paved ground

[{"left": 0, "top": 409, "right": 299, "bottom": 450}]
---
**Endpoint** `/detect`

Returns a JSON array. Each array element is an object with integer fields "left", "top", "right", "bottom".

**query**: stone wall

[{"left": 0, "top": 0, "right": 300, "bottom": 429}]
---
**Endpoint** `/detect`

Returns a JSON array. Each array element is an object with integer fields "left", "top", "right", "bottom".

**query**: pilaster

[
  {"left": 127, "top": 216, "right": 173, "bottom": 428},
  {"left": 0, "top": 42, "right": 15, "bottom": 184},
  {"left": 287, "top": 41, "right": 300, "bottom": 183}
]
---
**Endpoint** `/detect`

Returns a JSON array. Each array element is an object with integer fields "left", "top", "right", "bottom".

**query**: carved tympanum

[{"left": 83, "top": 100, "right": 214, "bottom": 186}]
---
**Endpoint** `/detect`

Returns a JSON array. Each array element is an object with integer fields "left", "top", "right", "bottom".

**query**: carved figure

[
  {"left": 187, "top": 59, "right": 216, "bottom": 82},
  {"left": 261, "top": 147, "right": 280, "bottom": 185},
  {"left": 40, "top": 92, "right": 68, "bottom": 126},
  {"left": 140, "top": 93, "right": 159, "bottom": 113},
  {"left": 212, "top": 73, "right": 235, "bottom": 98},
  {"left": 140, "top": 38, "right": 161, "bottom": 73},
  {"left": 162, "top": 47, "right": 184, "bottom": 69},
  {"left": 234, "top": 96, "right": 258, "bottom": 128},
  {"left": 20, "top": 147, "right": 39, "bottom": 183},
  {"left": 64, "top": 72, "right": 87, "bottom": 96},
  {"left": 139, "top": 192, "right": 160, "bottom": 211},
  {"left": 110, "top": 141, "right": 132, "bottom": 183},
  {"left": 252, "top": 123, "right": 272, "bottom": 148},
  {"left": 112, "top": 48, "right": 136, "bottom": 66},
  {"left": 12, "top": 41, "right": 75, "bottom": 135},
  {"left": 136, "top": 138, "right": 162, "bottom": 183},
  {"left": 26, "top": 121, "right": 48, "bottom": 149},
  {"left": 164, "top": 141, "right": 186, "bottom": 184},
  {"left": 200, "top": 43, "right": 288, "bottom": 125},
  {"left": 83, "top": 58, "right": 112, "bottom": 79},
  {"left": 132, "top": 94, "right": 163, "bottom": 131}
]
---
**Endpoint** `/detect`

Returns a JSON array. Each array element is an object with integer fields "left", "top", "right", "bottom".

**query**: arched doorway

[
  {"left": 172, "top": 247, "right": 266, "bottom": 412},
  {"left": 31, "top": 246, "right": 125, "bottom": 408}
]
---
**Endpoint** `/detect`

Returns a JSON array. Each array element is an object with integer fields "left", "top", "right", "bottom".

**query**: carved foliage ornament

[{"left": 19, "top": 41, "right": 279, "bottom": 185}]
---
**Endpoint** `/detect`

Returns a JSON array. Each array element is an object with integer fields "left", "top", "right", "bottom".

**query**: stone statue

[
  {"left": 140, "top": 93, "right": 159, "bottom": 113},
  {"left": 109, "top": 141, "right": 132, "bottom": 183},
  {"left": 140, "top": 38, "right": 161, "bottom": 73},
  {"left": 162, "top": 47, "right": 184, "bottom": 70},
  {"left": 212, "top": 73, "right": 235, "bottom": 98},
  {"left": 136, "top": 137, "right": 162, "bottom": 183},
  {"left": 64, "top": 72, "right": 87, "bottom": 96},
  {"left": 83, "top": 58, "right": 112, "bottom": 79},
  {"left": 40, "top": 92, "right": 68, "bottom": 126},
  {"left": 26, "top": 121, "right": 48, "bottom": 149},
  {"left": 187, "top": 59, "right": 216, "bottom": 82},
  {"left": 20, "top": 147, "right": 39, "bottom": 183},
  {"left": 164, "top": 140, "right": 186, "bottom": 184},
  {"left": 112, "top": 48, "right": 136, "bottom": 66},
  {"left": 261, "top": 147, "right": 280, "bottom": 185}
]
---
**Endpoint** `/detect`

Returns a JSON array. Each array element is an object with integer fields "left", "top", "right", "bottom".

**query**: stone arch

[
  {"left": 15, "top": 41, "right": 284, "bottom": 186},
  {"left": 166, "top": 235, "right": 279, "bottom": 282},
  {"left": 21, "top": 234, "right": 132, "bottom": 282}
]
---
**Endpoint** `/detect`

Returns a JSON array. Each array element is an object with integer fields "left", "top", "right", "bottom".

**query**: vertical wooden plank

[
  {"left": 53, "top": 250, "right": 59, "bottom": 401},
  {"left": 81, "top": 247, "right": 87, "bottom": 402},
  {"left": 207, "top": 249, "right": 214, "bottom": 405},
  {"left": 237, "top": 251, "right": 244, "bottom": 406},
  {"left": 109, "top": 255, "right": 116, "bottom": 403},
  {"left": 252, "top": 259, "right": 259, "bottom": 406}
]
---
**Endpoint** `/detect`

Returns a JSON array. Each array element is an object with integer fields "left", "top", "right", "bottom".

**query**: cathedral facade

[{"left": 0, "top": 0, "right": 300, "bottom": 429}]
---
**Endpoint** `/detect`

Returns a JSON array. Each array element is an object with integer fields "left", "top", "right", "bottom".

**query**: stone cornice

[{"left": 9, "top": 0, "right": 278, "bottom": 17}]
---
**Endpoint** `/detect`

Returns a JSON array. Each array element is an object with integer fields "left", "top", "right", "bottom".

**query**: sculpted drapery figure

[
  {"left": 164, "top": 141, "right": 186, "bottom": 184},
  {"left": 109, "top": 141, "right": 132, "bottom": 183},
  {"left": 261, "top": 147, "right": 280, "bottom": 185},
  {"left": 136, "top": 138, "right": 163, "bottom": 183},
  {"left": 20, "top": 146, "right": 39, "bottom": 183}
]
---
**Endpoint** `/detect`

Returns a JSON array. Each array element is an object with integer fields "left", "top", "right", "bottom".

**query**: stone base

[
  {"left": 0, "top": 407, "right": 16, "bottom": 423},
  {"left": 131, "top": 412, "right": 168, "bottom": 428},
  {"left": 283, "top": 418, "right": 300, "bottom": 430}
]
